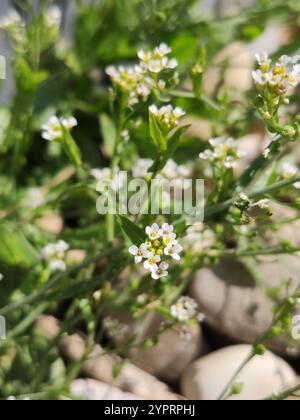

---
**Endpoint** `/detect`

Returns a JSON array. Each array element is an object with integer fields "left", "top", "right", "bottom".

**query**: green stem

[
  {"left": 218, "top": 351, "right": 255, "bottom": 400},
  {"left": 205, "top": 174, "right": 300, "bottom": 219},
  {"left": 265, "top": 383, "right": 300, "bottom": 400},
  {"left": 0, "top": 245, "right": 121, "bottom": 316}
]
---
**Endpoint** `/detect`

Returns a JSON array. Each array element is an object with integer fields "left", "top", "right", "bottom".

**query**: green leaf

[
  {"left": 118, "top": 216, "right": 146, "bottom": 244},
  {"left": 0, "top": 222, "right": 38, "bottom": 267},
  {"left": 238, "top": 139, "right": 282, "bottom": 188},
  {"left": 61, "top": 129, "right": 82, "bottom": 167},
  {"left": 158, "top": 125, "right": 190, "bottom": 171},
  {"left": 149, "top": 111, "right": 167, "bottom": 152},
  {"left": 191, "top": 45, "right": 206, "bottom": 99},
  {"left": 99, "top": 113, "right": 116, "bottom": 157}
]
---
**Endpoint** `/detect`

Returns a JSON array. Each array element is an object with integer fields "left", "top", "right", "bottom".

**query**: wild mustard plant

[{"left": 1, "top": 0, "right": 300, "bottom": 401}]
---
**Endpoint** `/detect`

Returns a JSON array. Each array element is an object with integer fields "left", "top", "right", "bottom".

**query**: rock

[
  {"left": 37, "top": 315, "right": 183, "bottom": 400},
  {"left": 183, "top": 116, "right": 212, "bottom": 141},
  {"left": 36, "top": 212, "right": 63, "bottom": 234},
  {"left": 129, "top": 321, "right": 207, "bottom": 384},
  {"left": 189, "top": 255, "right": 300, "bottom": 355},
  {"left": 203, "top": 43, "right": 254, "bottom": 95},
  {"left": 283, "top": 378, "right": 300, "bottom": 400},
  {"left": 71, "top": 379, "right": 141, "bottom": 400},
  {"left": 181, "top": 345, "right": 296, "bottom": 400},
  {"left": 67, "top": 249, "right": 87, "bottom": 263},
  {"left": 104, "top": 312, "right": 207, "bottom": 384}
]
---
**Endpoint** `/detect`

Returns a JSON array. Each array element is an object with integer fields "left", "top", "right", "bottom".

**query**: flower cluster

[
  {"left": 106, "top": 43, "right": 178, "bottom": 107},
  {"left": 138, "top": 43, "right": 178, "bottom": 73},
  {"left": 149, "top": 104, "right": 185, "bottom": 134},
  {"left": 41, "top": 240, "right": 70, "bottom": 272},
  {"left": 90, "top": 167, "right": 126, "bottom": 190},
  {"left": 129, "top": 223, "right": 183, "bottom": 280},
  {"left": 199, "top": 137, "right": 244, "bottom": 169},
  {"left": 41, "top": 116, "right": 77, "bottom": 141},
  {"left": 162, "top": 159, "right": 192, "bottom": 183},
  {"left": 44, "top": 5, "right": 62, "bottom": 28},
  {"left": 171, "top": 296, "right": 200, "bottom": 322},
  {"left": 23, "top": 188, "right": 46, "bottom": 209},
  {"left": 252, "top": 53, "right": 300, "bottom": 98},
  {"left": 0, "top": 10, "right": 24, "bottom": 30},
  {"left": 132, "top": 158, "right": 154, "bottom": 178},
  {"left": 132, "top": 157, "right": 191, "bottom": 181}
]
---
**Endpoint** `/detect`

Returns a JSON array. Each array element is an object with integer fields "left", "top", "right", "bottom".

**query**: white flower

[
  {"left": 49, "top": 259, "right": 67, "bottom": 272},
  {"left": 164, "top": 243, "right": 183, "bottom": 261},
  {"left": 149, "top": 104, "right": 159, "bottom": 116},
  {"left": 0, "top": 10, "right": 24, "bottom": 30},
  {"left": 45, "top": 5, "right": 62, "bottom": 27},
  {"left": 161, "top": 223, "right": 175, "bottom": 236},
  {"left": 41, "top": 116, "right": 77, "bottom": 141},
  {"left": 23, "top": 188, "right": 45, "bottom": 209},
  {"left": 150, "top": 262, "right": 169, "bottom": 280},
  {"left": 90, "top": 168, "right": 112, "bottom": 181},
  {"left": 282, "top": 163, "right": 297, "bottom": 179},
  {"left": 163, "top": 58, "right": 178, "bottom": 69},
  {"left": 0, "top": 273, "right": 3, "bottom": 282},
  {"left": 200, "top": 137, "right": 242, "bottom": 169},
  {"left": 92, "top": 167, "right": 126, "bottom": 191},
  {"left": 107, "top": 44, "right": 177, "bottom": 107},
  {"left": 144, "top": 253, "right": 161, "bottom": 270},
  {"left": 173, "top": 107, "right": 186, "bottom": 119},
  {"left": 41, "top": 240, "right": 69, "bottom": 272},
  {"left": 255, "top": 52, "right": 271, "bottom": 69},
  {"left": 171, "top": 296, "right": 198, "bottom": 322},
  {"left": 106, "top": 65, "right": 150, "bottom": 106},
  {"left": 161, "top": 223, "right": 177, "bottom": 247},
  {"left": 41, "top": 243, "right": 58, "bottom": 259},
  {"left": 137, "top": 50, "right": 152, "bottom": 62},
  {"left": 155, "top": 43, "right": 172, "bottom": 57},
  {"left": 55, "top": 240, "right": 70, "bottom": 255},
  {"left": 121, "top": 129, "right": 130, "bottom": 141},
  {"left": 129, "top": 243, "right": 150, "bottom": 263},
  {"left": 61, "top": 116, "right": 77, "bottom": 130},
  {"left": 149, "top": 104, "right": 185, "bottom": 132},
  {"left": 148, "top": 59, "right": 164, "bottom": 73},
  {"left": 146, "top": 223, "right": 162, "bottom": 240},
  {"left": 253, "top": 53, "right": 300, "bottom": 95},
  {"left": 199, "top": 149, "right": 214, "bottom": 161},
  {"left": 162, "top": 232, "right": 177, "bottom": 247},
  {"left": 132, "top": 158, "right": 153, "bottom": 178}
]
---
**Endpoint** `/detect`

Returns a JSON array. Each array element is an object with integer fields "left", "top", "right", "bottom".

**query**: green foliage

[{"left": 0, "top": 0, "right": 300, "bottom": 401}]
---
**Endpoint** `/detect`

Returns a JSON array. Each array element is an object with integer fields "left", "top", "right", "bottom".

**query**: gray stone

[
  {"left": 189, "top": 253, "right": 300, "bottom": 355},
  {"left": 71, "top": 379, "right": 141, "bottom": 400},
  {"left": 181, "top": 345, "right": 296, "bottom": 400}
]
